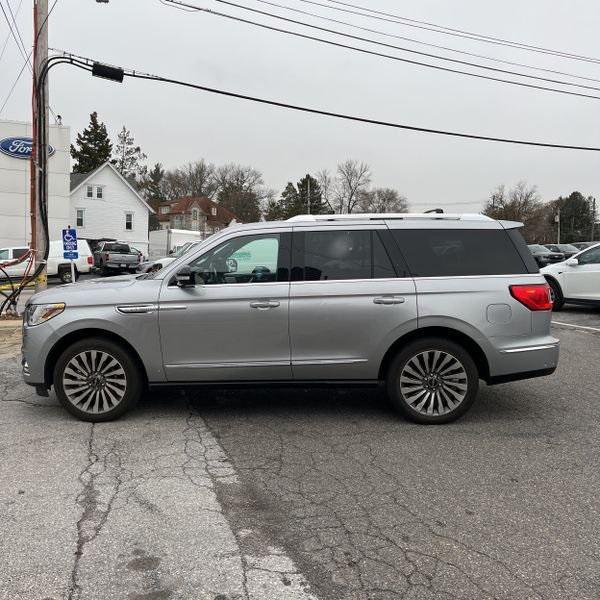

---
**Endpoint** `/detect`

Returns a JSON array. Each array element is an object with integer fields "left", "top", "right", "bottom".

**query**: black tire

[
  {"left": 547, "top": 278, "right": 564, "bottom": 311},
  {"left": 53, "top": 337, "right": 142, "bottom": 422},
  {"left": 100, "top": 264, "right": 109, "bottom": 277},
  {"left": 59, "top": 266, "right": 78, "bottom": 283},
  {"left": 386, "top": 337, "right": 479, "bottom": 424}
]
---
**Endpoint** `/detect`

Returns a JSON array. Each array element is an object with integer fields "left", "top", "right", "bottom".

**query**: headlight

[{"left": 25, "top": 303, "right": 65, "bottom": 326}]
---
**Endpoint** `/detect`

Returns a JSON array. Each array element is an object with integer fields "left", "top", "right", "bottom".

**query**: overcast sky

[{"left": 1, "top": 0, "right": 599, "bottom": 211}]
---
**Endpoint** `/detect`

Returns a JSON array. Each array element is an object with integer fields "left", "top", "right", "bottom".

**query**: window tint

[
  {"left": 13, "top": 248, "right": 29, "bottom": 259},
  {"left": 578, "top": 247, "right": 600, "bottom": 265},
  {"left": 303, "top": 230, "right": 371, "bottom": 281},
  {"left": 188, "top": 234, "right": 284, "bottom": 284},
  {"left": 392, "top": 229, "right": 529, "bottom": 277}
]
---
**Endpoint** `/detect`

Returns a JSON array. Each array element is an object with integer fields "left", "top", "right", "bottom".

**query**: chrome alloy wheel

[
  {"left": 399, "top": 350, "right": 468, "bottom": 416},
  {"left": 61, "top": 350, "right": 128, "bottom": 414}
]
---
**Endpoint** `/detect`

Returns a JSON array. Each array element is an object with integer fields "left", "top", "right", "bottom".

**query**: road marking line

[{"left": 552, "top": 321, "right": 600, "bottom": 332}]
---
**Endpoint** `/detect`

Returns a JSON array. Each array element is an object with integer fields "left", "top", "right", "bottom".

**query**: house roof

[
  {"left": 69, "top": 161, "right": 154, "bottom": 214},
  {"left": 161, "top": 196, "right": 237, "bottom": 224}
]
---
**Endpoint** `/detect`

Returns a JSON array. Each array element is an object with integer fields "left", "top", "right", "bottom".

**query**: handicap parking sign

[{"left": 62, "top": 228, "right": 78, "bottom": 259}]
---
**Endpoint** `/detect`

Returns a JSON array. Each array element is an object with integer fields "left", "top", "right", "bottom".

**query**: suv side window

[
  {"left": 188, "top": 233, "right": 289, "bottom": 284},
  {"left": 578, "top": 246, "right": 600, "bottom": 265},
  {"left": 13, "top": 248, "right": 29, "bottom": 259},
  {"left": 391, "top": 229, "right": 529, "bottom": 277},
  {"left": 294, "top": 230, "right": 398, "bottom": 281}
]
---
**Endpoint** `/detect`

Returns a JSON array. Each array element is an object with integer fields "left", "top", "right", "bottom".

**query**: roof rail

[{"left": 287, "top": 213, "right": 493, "bottom": 222}]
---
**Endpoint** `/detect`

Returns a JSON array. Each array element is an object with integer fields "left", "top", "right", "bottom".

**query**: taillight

[
  {"left": 510, "top": 284, "right": 553, "bottom": 311},
  {"left": 87, "top": 256, "right": 93, "bottom": 265}
]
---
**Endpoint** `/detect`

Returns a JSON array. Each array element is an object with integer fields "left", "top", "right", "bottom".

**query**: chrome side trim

[
  {"left": 116, "top": 305, "right": 157, "bottom": 314},
  {"left": 501, "top": 344, "right": 558, "bottom": 354},
  {"left": 292, "top": 358, "right": 368, "bottom": 366},
  {"left": 159, "top": 305, "right": 188, "bottom": 311},
  {"left": 165, "top": 360, "right": 290, "bottom": 369}
]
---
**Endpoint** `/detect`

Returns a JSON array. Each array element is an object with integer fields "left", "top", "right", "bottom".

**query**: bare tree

[
  {"left": 162, "top": 160, "right": 217, "bottom": 200},
  {"left": 214, "top": 163, "right": 266, "bottom": 223},
  {"left": 334, "top": 160, "right": 372, "bottom": 213},
  {"left": 316, "top": 169, "right": 334, "bottom": 213},
  {"left": 359, "top": 188, "right": 408, "bottom": 213}
]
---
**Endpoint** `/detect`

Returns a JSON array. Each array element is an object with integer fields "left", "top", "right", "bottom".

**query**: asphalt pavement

[{"left": 0, "top": 316, "right": 599, "bottom": 600}]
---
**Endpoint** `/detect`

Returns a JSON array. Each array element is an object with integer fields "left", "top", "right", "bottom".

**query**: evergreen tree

[
  {"left": 112, "top": 126, "right": 147, "bottom": 180},
  {"left": 297, "top": 174, "right": 328, "bottom": 215},
  {"left": 142, "top": 163, "right": 166, "bottom": 231},
  {"left": 70, "top": 112, "right": 112, "bottom": 173}
]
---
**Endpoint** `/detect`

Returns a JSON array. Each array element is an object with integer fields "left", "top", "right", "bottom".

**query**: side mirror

[
  {"left": 565, "top": 258, "right": 579, "bottom": 267},
  {"left": 175, "top": 266, "right": 196, "bottom": 288}
]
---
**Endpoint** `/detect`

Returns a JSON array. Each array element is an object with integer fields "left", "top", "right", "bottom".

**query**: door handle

[
  {"left": 373, "top": 296, "right": 406, "bottom": 305},
  {"left": 250, "top": 300, "right": 280, "bottom": 309}
]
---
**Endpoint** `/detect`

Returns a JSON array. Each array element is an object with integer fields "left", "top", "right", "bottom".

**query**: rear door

[
  {"left": 289, "top": 225, "right": 417, "bottom": 380},
  {"left": 562, "top": 245, "right": 600, "bottom": 300}
]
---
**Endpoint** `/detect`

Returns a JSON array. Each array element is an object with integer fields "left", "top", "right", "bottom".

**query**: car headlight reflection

[{"left": 25, "top": 303, "right": 65, "bottom": 326}]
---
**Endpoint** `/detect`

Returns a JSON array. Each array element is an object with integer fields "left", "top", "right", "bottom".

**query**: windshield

[
  {"left": 104, "top": 242, "right": 130, "bottom": 253},
  {"left": 0, "top": 249, "right": 9, "bottom": 261},
  {"left": 172, "top": 242, "right": 197, "bottom": 258},
  {"left": 144, "top": 238, "right": 212, "bottom": 279},
  {"left": 558, "top": 244, "right": 579, "bottom": 252},
  {"left": 528, "top": 245, "right": 546, "bottom": 252}
]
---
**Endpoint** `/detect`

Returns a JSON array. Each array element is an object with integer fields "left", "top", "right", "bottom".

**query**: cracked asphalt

[{"left": 1, "top": 320, "right": 599, "bottom": 600}]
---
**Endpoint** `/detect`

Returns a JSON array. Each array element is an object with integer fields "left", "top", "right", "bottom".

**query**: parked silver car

[{"left": 22, "top": 214, "right": 559, "bottom": 424}]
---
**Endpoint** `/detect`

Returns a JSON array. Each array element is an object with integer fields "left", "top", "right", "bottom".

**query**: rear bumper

[{"left": 486, "top": 339, "right": 559, "bottom": 384}]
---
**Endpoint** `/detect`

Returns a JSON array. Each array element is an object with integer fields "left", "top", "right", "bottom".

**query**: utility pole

[
  {"left": 307, "top": 175, "right": 311, "bottom": 215},
  {"left": 32, "top": 0, "right": 49, "bottom": 291},
  {"left": 591, "top": 197, "right": 596, "bottom": 241},
  {"left": 556, "top": 206, "right": 561, "bottom": 244}
]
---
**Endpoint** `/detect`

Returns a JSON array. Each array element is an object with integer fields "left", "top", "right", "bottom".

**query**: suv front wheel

[
  {"left": 387, "top": 338, "right": 479, "bottom": 424},
  {"left": 54, "top": 337, "right": 142, "bottom": 422}
]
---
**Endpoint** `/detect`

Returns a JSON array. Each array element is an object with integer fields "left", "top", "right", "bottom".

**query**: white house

[
  {"left": 69, "top": 162, "right": 154, "bottom": 256},
  {"left": 0, "top": 119, "right": 71, "bottom": 248}
]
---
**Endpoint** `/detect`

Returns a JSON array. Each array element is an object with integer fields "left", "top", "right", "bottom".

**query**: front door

[
  {"left": 158, "top": 231, "right": 292, "bottom": 382},
  {"left": 289, "top": 227, "right": 418, "bottom": 380},
  {"left": 563, "top": 245, "right": 600, "bottom": 301}
]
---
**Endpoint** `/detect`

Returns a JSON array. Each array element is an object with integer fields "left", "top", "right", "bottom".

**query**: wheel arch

[
  {"left": 378, "top": 326, "right": 490, "bottom": 382},
  {"left": 44, "top": 328, "right": 148, "bottom": 389}
]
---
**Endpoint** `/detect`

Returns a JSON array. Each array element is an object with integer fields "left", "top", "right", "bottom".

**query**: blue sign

[
  {"left": 62, "top": 228, "right": 78, "bottom": 259},
  {"left": 63, "top": 251, "right": 78, "bottom": 260},
  {"left": 0, "top": 136, "right": 56, "bottom": 160}
]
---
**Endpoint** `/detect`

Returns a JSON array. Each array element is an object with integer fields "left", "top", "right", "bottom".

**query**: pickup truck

[{"left": 93, "top": 241, "right": 140, "bottom": 276}]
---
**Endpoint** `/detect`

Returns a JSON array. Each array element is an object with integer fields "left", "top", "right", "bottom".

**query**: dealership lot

[{"left": 0, "top": 316, "right": 599, "bottom": 600}]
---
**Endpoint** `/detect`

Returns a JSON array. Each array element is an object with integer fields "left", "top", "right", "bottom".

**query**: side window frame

[
  {"left": 578, "top": 246, "right": 600, "bottom": 265},
  {"left": 291, "top": 228, "right": 405, "bottom": 282}
]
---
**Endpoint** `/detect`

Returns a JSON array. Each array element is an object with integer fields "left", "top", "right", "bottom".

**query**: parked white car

[
  {"left": 542, "top": 243, "right": 600, "bottom": 309},
  {"left": 138, "top": 241, "right": 201, "bottom": 273},
  {"left": 0, "top": 240, "right": 94, "bottom": 283}
]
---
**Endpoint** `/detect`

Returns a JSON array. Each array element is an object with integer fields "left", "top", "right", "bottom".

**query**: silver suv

[{"left": 22, "top": 214, "right": 559, "bottom": 424}]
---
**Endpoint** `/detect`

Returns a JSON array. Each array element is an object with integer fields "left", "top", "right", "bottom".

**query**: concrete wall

[
  {"left": 70, "top": 165, "right": 150, "bottom": 255},
  {"left": 0, "top": 119, "right": 70, "bottom": 248}
]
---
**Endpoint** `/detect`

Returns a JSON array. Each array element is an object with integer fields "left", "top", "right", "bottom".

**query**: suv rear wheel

[
  {"left": 53, "top": 337, "right": 142, "bottom": 422},
  {"left": 386, "top": 338, "right": 479, "bottom": 424},
  {"left": 546, "top": 278, "right": 564, "bottom": 311}
]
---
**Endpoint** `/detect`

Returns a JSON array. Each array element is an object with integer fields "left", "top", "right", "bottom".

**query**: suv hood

[{"left": 27, "top": 274, "right": 160, "bottom": 307}]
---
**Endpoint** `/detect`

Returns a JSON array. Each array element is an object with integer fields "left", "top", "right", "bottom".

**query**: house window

[
  {"left": 86, "top": 185, "right": 93, "bottom": 198},
  {"left": 160, "top": 206, "right": 169, "bottom": 214},
  {"left": 192, "top": 208, "right": 199, "bottom": 221},
  {"left": 96, "top": 186, "right": 103, "bottom": 199},
  {"left": 211, "top": 207, "right": 217, "bottom": 216},
  {"left": 76, "top": 209, "right": 85, "bottom": 228},
  {"left": 125, "top": 213, "right": 133, "bottom": 231}
]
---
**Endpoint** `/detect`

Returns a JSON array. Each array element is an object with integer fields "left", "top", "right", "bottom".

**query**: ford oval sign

[{"left": 0, "top": 136, "right": 55, "bottom": 160}]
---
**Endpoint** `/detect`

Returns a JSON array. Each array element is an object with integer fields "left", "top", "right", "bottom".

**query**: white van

[{"left": 0, "top": 240, "right": 94, "bottom": 283}]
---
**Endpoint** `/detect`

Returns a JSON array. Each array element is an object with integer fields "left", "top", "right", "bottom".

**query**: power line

[
  {"left": 248, "top": 0, "right": 600, "bottom": 90},
  {"left": 0, "top": 0, "right": 23, "bottom": 64},
  {"left": 160, "top": 0, "right": 600, "bottom": 102},
  {"left": 271, "top": 0, "right": 600, "bottom": 85},
  {"left": 0, "top": 0, "right": 59, "bottom": 118},
  {"left": 57, "top": 51, "right": 600, "bottom": 152},
  {"left": 5, "top": 0, "right": 29, "bottom": 61},
  {"left": 0, "top": 0, "right": 31, "bottom": 67},
  {"left": 321, "top": 0, "right": 600, "bottom": 65}
]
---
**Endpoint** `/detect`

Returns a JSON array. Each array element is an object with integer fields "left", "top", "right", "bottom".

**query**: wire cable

[
  {"left": 263, "top": 0, "right": 600, "bottom": 85},
  {"left": 320, "top": 0, "right": 600, "bottom": 65},
  {"left": 160, "top": 0, "right": 600, "bottom": 102},
  {"left": 55, "top": 50, "right": 600, "bottom": 152},
  {"left": 0, "top": 0, "right": 31, "bottom": 67},
  {"left": 0, "top": 0, "right": 23, "bottom": 64}
]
